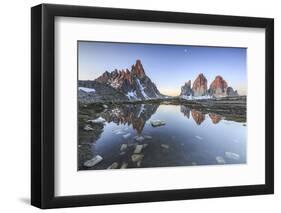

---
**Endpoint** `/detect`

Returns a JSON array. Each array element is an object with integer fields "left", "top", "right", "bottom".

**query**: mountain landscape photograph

[{"left": 78, "top": 41, "right": 247, "bottom": 171}]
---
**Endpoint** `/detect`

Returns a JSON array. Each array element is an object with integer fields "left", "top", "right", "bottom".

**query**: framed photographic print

[{"left": 31, "top": 3, "right": 274, "bottom": 209}]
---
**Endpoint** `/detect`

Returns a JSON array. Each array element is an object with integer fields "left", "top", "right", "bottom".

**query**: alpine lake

[{"left": 78, "top": 96, "right": 247, "bottom": 170}]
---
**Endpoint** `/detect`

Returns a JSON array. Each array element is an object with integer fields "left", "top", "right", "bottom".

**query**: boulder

[{"left": 150, "top": 120, "right": 166, "bottom": 127}]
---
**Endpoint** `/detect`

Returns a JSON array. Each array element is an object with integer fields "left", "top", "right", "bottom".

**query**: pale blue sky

[{"left": 78, "top": 41, "right": 247, "bottom": 96}]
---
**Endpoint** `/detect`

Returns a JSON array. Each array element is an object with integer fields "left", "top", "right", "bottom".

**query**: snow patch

[
  {"left": 126, "top": 91, "right": 137, "bottom": 100},
  {"left": 79, "top": 87, "right": 96, "bottom": 93},
  {"left": 137, "top": 104, "right": 145, "bottom": 117},
  {"left": 136, "top": 79, "right": 149, "bottom": 99},
  {"left": 109, "top": 79, "right": 121, "bottom": 89},
  {"left": 181, "top": 95, "right": 211, "bottom": 100}
]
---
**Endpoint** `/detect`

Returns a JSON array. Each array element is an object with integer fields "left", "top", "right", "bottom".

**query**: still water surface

[{"left": 78, "top": 103, "right": 246, "bottom": 170}]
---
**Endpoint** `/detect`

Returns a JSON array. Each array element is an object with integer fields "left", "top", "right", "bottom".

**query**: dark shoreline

[{"left": 80, "top": 96, "right": 247, "bottom": 123}]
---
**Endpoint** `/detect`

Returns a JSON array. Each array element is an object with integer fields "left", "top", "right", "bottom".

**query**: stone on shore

[
  {"left": 88, "top": 117, "right": 106, "bottom": 124},
  {"left": 107, "top": 162, "right": 119, "bottom": 169},
  {"left": 83, "top": 155, "right": 103, "bottom": 167},
  {"left": 120, "top": 151, "right": 126, "bottom": 155},
  {"left": 83, "top": 125, "right": 94, "bottom": 131},
  {"left": 131, "top": 154, "right": 144, "bottom": 162},
  {"left": 137, "top": 160, "right": 142, "bottom": 167},
  {"left": 120, "top": 162, "right": 128, "bottom": 169}
]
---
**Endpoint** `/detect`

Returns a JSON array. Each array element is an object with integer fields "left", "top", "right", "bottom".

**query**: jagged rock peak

[
  {"left": 192, "top": 73, "right": 208, "bottom": 96},
  {"left": 209, "top": 75, "right": 228, "bottom": 97},
  {"left": 185, "top": 80, "right": 191, "bottom": 87},
  {"left": 93, "top": 59, "right": 161, "bottom": 100},
  {"left": 95, "top": 68, "right": 132, "bottom": 86},
  {"left": 132, "top": 59, "right": 146, "bottom": 79},
  {"left": 226, "top": 86, "right": 239, "bottom": 96},
  {"left": 210, "top": 75, "right": 228, "bottom": 91},
  {"left": 180, "top": 80, "right": 193, "bottom": 96}
]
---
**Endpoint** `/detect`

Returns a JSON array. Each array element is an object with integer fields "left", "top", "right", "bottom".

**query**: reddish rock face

[
  {"left": 94, "top": 59, "right": 161, "bottom": 100},
  {"left": 95, "top": 71, "right": 110, "bottom": 83},
  {"left": 191, "top": 110, "right": 205, "bottom": 125},
  {"left": 209, "top": 113, "right": 222, "bottom": 124},
  {"left": 192, "top": 73, "right": 208, "bottom": 96},
  {"left": 95, "top": 68, "right": 133, "bottom": 89},
  {"left": 95, "top": 60, "right": 147, "bottom": 87},
  {"left": 132, "top": 59, "right": 146, "bottom": 79},
  {"left": 209, "top": 75, "right": 228, "bottom": 97}
]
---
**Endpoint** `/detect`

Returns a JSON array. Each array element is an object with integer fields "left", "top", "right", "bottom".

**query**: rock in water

[
  {"left": 120, "top": 144, "right": 127, "bottom": 152},
  {"left": 88, "top": 117, "right": 106, "bottom": 124},
  {"left": 107, "top": 162, "right": 119, "bottom": 169},
  {"left": 83, "top": 155, "right": 103, "bottom": 167},
  {"left": 150, "top": 120, "right": 166, "bottom": 127},
  {"left": 120, "top": 162, "right": 128, "bottom": 169},
  {"left": 122, "top": 133, "right": 131, "bottom": 139},
  {"left": 209, "top": 75, "right": 228, "bottom": 97},
  {"left": 216, "top": 156, "right": 226, "bottom": 164},
  {"left": 135, "top": 136, "right": 145, "bottom": 142},
  {"left": 180, "top": 80, "right": 193, "bottom": 97},
  {"left": 195, "top": 136, "right": 203, "bottom": 140},
  {"left": 137, "top": 160, "right": 142, "bottom": 167},
  {"left": 144, "top": 135, "right": 152, "bottom": 140},
  {"left": 83, "top": 125, "right": 94, "bottom": 131},
  {"left": 225, "top": 152, "right": 240, "bottom": 160},
  {"left": 131, "top": 154, "right": 144, "bottom": 162},
  {"left": 192, "top": 73, "right": 208, "bottom": 96},
  {"left": 134, "top": 145, "right": 144, "bottom": 154},
  {"left": 161, "top": 144, "right": 169, "bottom": 149}
]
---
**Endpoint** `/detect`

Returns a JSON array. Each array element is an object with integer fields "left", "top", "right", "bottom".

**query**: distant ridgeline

[{"left": 78, "top": 59, "right": 239, "bottom": 103}]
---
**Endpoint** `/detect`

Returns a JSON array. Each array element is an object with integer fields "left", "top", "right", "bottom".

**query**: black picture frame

[{"left": 31, "top": 3, "right": 274, "bottom": 209}]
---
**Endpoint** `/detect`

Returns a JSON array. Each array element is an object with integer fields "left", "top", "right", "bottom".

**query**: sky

[{"left": 78, "top": 41, "right": 247, "bottom": 96}]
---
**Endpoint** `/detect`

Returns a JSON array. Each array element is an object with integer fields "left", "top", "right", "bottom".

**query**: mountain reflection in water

[
  {"left": 78, "top": 103, "right": 246, "bottom": 170},
  {"left": 100, "top": 104, "right": 159, "bottom": 134}
]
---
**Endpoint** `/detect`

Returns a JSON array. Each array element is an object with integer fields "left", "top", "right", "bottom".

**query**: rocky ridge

[
  {"left": 79, "top": 60, "right": 162, "bottom": 103},
  {"left": 180, "top": 73, "right": 239, "bottom": 98}
]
